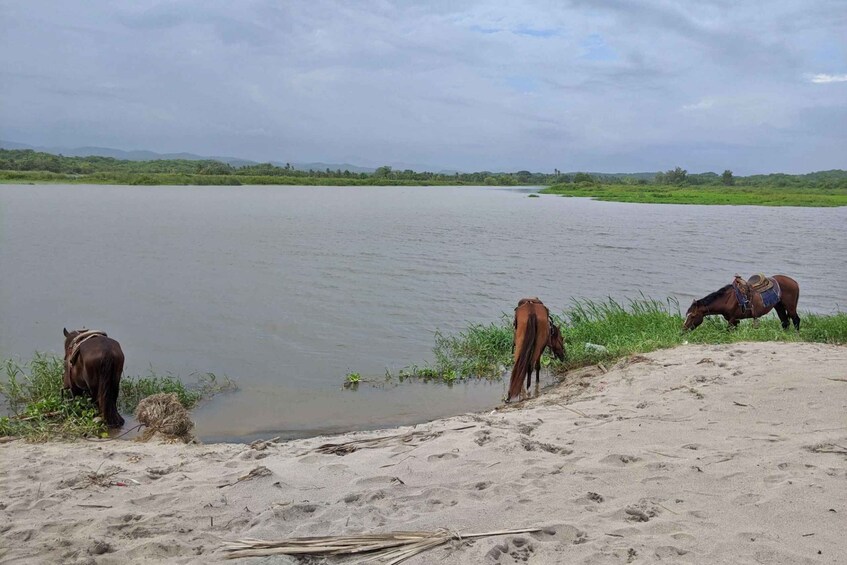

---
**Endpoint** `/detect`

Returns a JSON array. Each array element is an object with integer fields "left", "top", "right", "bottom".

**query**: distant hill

[
  {"left": 0, "top": 141, "right": 449, "bottom": 174},
  {"left": 287, "top": 161, "right": 375, "bottom": 174},
  {"left": 0, "top": 141, "right": 382, "bottom": 173},
  {"left": 0, "top": 140, "right": 258, "bottom": 168}
]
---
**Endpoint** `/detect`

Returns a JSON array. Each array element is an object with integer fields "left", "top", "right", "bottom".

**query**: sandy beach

[{"left": 1, "top": 341, "right": 846, "bottom": 564}]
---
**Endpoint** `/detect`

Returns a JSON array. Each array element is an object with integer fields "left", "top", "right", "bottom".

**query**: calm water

[{"left": 1, "top": 184, "right": 845, "bottom": 441}]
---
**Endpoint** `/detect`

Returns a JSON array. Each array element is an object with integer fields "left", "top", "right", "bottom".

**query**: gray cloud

[{"left": 0, "top": 0, "right": 844, "bottom": 173}]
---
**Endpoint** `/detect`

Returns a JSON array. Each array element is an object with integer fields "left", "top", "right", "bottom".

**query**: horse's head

[
  {"left": 63, "top": 327, "right": 80, "bottom": 355},
  {"left": 548, "top": 324, "right": 566, "bottom": 361},
  {"left": 683, "top": 301, "right": 705, "bottom": 331},
  {"left": 62, "top": 328, "right": 90, "bottom": 358}
]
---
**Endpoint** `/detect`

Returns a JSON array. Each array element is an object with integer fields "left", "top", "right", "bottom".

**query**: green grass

[
  {"left": 539, "top": 183, "right": 847, "bottom": 207},
  {"left": 0, "top": 170, "right": 467, "bottom": 186},
  {"left": 118, "top": 370, "right": 236, "bottom": 413},
  {"left": 0, "top": 355, "right": 104, "bottom": 440},
  {"left": 0, "top": 355, "right": 236, "bottom": 441},
  {"left": 384, "top": 298, "right": 847, "bottom": 384}
]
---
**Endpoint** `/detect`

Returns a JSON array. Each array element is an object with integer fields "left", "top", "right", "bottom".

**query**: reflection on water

[{"left": 1, "top": 184, "right": 845, "bottom": 441}]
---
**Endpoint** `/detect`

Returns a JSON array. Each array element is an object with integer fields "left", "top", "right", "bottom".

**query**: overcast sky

[{"left": 1, "top": 1, "right": 845, "bottom": 174}]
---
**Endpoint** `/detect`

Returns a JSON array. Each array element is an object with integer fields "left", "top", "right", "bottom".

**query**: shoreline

[
  {"left": 4, "top": 181, "right": 847, "bottom": 208},
  {"left": 2, "top": 341, "right": 846, "bottom": 564},
  {"left": 538, "top": 185, "right": 847, "bottom": 207}
]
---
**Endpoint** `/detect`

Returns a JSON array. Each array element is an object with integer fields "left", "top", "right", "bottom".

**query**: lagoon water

[{"left": 1, "top": 184, "right": 845, "bottom": 441}]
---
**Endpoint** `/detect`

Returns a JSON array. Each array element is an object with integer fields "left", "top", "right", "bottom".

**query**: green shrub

[{"left": 0, "top": 354, "right": 105, "bottom": 440}]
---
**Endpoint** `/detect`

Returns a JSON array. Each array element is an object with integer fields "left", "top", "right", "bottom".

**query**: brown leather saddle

[
  {"left": 732, "top": 274, "right": 779, "bottom": 313},
  {"left": 746, "top": 273, "right": 773, "bottom": 292}
]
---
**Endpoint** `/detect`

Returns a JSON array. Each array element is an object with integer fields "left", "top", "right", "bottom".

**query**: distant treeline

[{"left": 1, "top": 149, "right": 845, "bottom": 188}]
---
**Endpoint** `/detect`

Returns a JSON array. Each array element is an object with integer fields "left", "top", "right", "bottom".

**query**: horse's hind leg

[
  {"left": 526, "top": 363, "right": 539, "bottom": 392},
  {"left": 774, "top": 303, "right": 790, "bottom": 330},
  {"left": 784, "top": 300, "right": 801, "bottom": 330}
]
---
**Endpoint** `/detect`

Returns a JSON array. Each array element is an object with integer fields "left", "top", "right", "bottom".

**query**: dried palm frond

[{"left": 223, "top": 527, "right": 541, "bottom": 563}]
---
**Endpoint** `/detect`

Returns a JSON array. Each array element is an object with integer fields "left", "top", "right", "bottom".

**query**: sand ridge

[{"left": 1, "top": 342, "right": 846, "bottom": 564}]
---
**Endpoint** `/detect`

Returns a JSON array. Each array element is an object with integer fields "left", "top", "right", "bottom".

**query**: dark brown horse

[
  {"left": 506, "top": 298, "right": 566, "bottom": 402},
  {"left": 63, "top": 328, "right": 125, "bottom": 428},
  {"left": 683, "top": 275, "right": 800, "bottom": 331}
]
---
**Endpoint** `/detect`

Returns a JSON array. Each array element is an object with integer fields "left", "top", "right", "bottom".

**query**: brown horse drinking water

[
  {"left": 683, "top": 274, "right": 800, "bottom": 331},
  {"left": 506, "top": 298, "right": 566, "bottom": 402},
  {"left": 63, "top": 328, "right": 125, "bottom": 428}
]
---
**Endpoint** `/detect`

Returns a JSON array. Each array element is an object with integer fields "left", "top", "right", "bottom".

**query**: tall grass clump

[
  {"left": 385, "top": 297, "right": 846, "bottom": 386},
  {"left": 0, "top": 354, "right": 104, "bottom": 440},
  {"left": 118, "top": 370, "right": 236, "bottom": 413},
  {"left": 560, "top": 297, "right": 684, "bottom": 367},
  {"left": 430, "top": 321, "right": 515, "bottom": 381},
  {"left": 0, "top": 354, "right": 236, "bottom": 441},
  {"left": 561, "top": 297, "right": 846, "bottom": 367}
]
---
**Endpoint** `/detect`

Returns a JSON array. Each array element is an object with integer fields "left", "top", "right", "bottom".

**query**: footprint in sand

[
  {"left": 516, "top": 420, "right": 542, "bottom": 435},
  {"left": 427, "top": 452, "right": 459, "bottom": 462},
  {"left": 474, "top": 430, "right": 492, "bottom": 446},
  {"left": 654, "top": 545, "right": 691, "bottom": 560},
  {"left": 277, "top": 503, "right": 322, "bottom": 521},
  {"left": 586, "top": 492, "right": 604, "bottom": 503},
  {"left": 486, "top": 536, "right": 536, "bottom": 563},
  {"left": 601, "top": 454, "right": 642, "bottom": 466},
  {"left": 354, "top": 475, "right": 400, "bottom": 487},
  {"left": 732, "top": 493, "right": 763, "bottom": 506},
  {"left": 623, "top": 499, "right": 662, "bottom": 522},
  {"left": 320, "top": 463, "right": 351, "bottom": 474},
  {"left": 146, "top": 465, "right": 178, "bottom": 479},
  {"left": 530, "top": 524, "right": 587, "bottom": 544},
  {"left": 341, "top": 493, "right": 361, "bottom": 504},
  {"left": 520, "top": 437, "right": 573, "bottom": 455}
]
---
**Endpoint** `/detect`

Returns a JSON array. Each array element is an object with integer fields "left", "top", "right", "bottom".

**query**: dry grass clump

[{"left": 135, "top": 393, "right": 194, "bottom": 442}]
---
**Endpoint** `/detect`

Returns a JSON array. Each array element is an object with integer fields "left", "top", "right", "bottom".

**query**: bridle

[{"left": 65, "top": 330, "right": 107, "bottom": 366}]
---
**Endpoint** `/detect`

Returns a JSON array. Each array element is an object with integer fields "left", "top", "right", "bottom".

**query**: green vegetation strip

[
  {"left": 0, "top": 149, "right": 543, "bottom": 186},
  {"left": 376, "top": 298, "right": 847, "bottom": 384},
  {"left": 0, "top": 356, "right": 235, "bottom": 441},
  {"left": 4, "top": 149, "right": 847, "bottom": 201},
  {"left": 540, "top": 183, "right": 847, "bottom": 207}
]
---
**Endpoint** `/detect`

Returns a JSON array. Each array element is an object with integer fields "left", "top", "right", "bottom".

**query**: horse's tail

[
  {"left": 96, "top": 351, "right": 125, "bottom": 428},
  {"left": 508, "top": 311, "right": 538, "bottom": 400}
]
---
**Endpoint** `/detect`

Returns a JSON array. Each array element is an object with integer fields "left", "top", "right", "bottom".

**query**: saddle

[
  {"left": 747, "top": 273, "right": 773, "bottom": 292},
  {"left": 732, "top": 275, "right": 780, "bottom": 313}
]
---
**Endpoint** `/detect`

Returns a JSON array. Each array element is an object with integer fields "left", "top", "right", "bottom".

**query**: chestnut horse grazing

[
  {"left": 63, "top": 328, "right": 125, "bottom": 428},
  {"left": 683, "top": 274, "right": 800, "bottom": 331},
  {"left": 506, "top": 298, "right": 566, "bottom": 402}
]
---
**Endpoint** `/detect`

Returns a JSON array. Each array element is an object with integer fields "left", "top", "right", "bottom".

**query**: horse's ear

[{"left": 63, "top": 327, "right": 69, "bottom": 337}]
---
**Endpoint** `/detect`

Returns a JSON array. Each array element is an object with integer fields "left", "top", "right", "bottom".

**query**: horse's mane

[{"left": 695, "top": 284, "right": 732, "bottom": 306}]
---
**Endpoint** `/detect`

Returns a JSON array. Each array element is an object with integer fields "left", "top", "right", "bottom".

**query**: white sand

[{"left": 2, "top": 342, "right": 846, "bottom": 564}]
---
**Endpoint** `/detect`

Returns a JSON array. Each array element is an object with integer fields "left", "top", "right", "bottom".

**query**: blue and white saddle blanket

[{"left": 733, "top": 277, "right": 781, "bottom": 312}]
